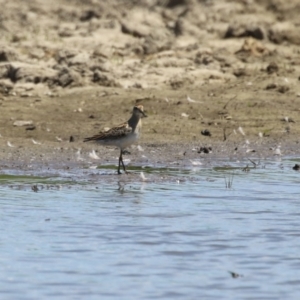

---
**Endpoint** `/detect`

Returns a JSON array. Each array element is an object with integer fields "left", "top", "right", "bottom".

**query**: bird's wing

[{"left": 84, "top": 122, "right": 132, "bottom": 142}]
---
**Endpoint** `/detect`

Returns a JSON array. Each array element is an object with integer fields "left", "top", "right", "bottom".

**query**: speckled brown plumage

[{"left": 84, "top": 105, "right": 146, "bottom": 174}]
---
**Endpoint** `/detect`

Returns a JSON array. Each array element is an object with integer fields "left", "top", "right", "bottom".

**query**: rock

[
  {"left": 51, "top": 67, "right": 83, "bottom": 88},
  {"left": 80, "top": 10, "right": 100, "bottom": 22},
  {"left": 225, "top": 23, "right": 265, "bottom": 40},
  {"left": 25, "top": 125, "right": 36, "bottom": 131},
  {"left": 13, "top": 120, "right": 33, "bottom": 127},
  {"left": 58, "top": 23, "right": 76, "bottom": 37},
  {"left": 0, "top": 64, "right": 9, "bottom": 78},
  {"left": 281, "top": 117, "right": 295, "bottom": 123},
  {"left": 152, "top": 56, "right": 192, "bottom": 68},
  {"left": 163, "top": 0, "right": 189, "bottom": 8},
  {"left": 269, "top": 22, "right": 300, "bottom": 45},
  {"left": 198, "top": 146, "right": 212, "bottom": 154},
  {"left": 2, "top": 62, "right": 56, "bottom": 84},
  {"left": 0, "top": 79, "right": 13, "bottom": 94},
  {"left": 201, "top": 129, "right": 211, "bottom": 137},
  {"left": 265, "top": 83, "right": 277, "bottom": 90},
  {"left": 121, "top": 9, "right": 173, "bottom": 55},
  {"left": 55, "top": 49, "right": 77, "bottom": 65},
  {"left": 92, "top": 70, "right": 121, "bottom": 87},
  {"left": 169, "top": 75, "right": 193, "bottom": 89},
  {"left": 0, "top": 46, "right": 18, "bottom": 62},
  {"left": 235, "top": 37, "right": 269, "bottom": 57},
  {"left": 69, "top": 52, "right": 90, "bottom": 66},
  {"left": 29, "top": 48, "right": 45, "bottom": 60},
  {"left": 277, "top": 85, "right": 289, "bottom": 94},
  {"left": 143, "top": 37, "right": 160, "bottom": 55},
  {"left": 266, "top": 83, "right": 289, "bottom": 93},
  {"left": 266, "top": 62, "right": 279, "bottom": 74},
  {"left": 121, "top": 20, "right": 149, "bottom": 38},
  {"left": 92, "top": 46, "right": 112, "bottom": 59},
  {"left": 14, "top": 82, "right": 48, "bottom": 95},
  {"left": 233, "top": 68, "right": 247, "bottom": 77},
  {"left": 194, "top": 52, "right": 222, "bottom": 69},
  {"left": 20, "top": 92, "right": 33, "bottom": 97},
  {"left": 143, "top": 35, "right": 173, "bottom": 55},
  {"left": 90, "top": 62, "right": 111, "bottom": 73}
]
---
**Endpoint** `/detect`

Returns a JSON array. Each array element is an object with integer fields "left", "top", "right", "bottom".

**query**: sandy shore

[{"left": 0, "top": 0, "right": 300, "bottom": 172}]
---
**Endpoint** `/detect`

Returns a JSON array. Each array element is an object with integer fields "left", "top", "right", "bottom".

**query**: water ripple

[{"left": 0, "top": 158, "right": 300, "bottom": 299}]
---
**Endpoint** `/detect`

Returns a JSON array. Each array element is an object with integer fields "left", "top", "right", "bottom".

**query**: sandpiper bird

[{"left": 84, "top": 105, "right": 147, "bottom": 174}]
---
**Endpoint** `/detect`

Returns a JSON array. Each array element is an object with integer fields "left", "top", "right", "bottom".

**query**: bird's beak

[{"left": 142, "top": 111, "right": 147, "bottom": 118}]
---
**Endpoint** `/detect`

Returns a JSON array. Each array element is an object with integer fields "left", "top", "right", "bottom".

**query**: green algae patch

[{"left": 0, "top": 174, "right": 51, "bottom": 184}]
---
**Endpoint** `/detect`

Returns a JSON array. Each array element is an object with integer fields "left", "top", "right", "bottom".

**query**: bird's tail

[{"left": 83, "top": 137, "right": 93, "bottom": 142}]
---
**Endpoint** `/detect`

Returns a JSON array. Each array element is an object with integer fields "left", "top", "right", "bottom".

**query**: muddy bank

[{"left": 0, "top": 0, "right": 300, "bottom": 171}]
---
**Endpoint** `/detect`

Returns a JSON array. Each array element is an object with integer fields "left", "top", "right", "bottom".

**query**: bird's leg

[
  {"left": 120, "top": 149, "right": 128, "bottom": 174},
  {"left": 117, "top": 150, "right": 122, "bottom": 175}
]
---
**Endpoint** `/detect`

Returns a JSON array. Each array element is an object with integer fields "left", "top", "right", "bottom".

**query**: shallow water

[{"left": 1, "top": 157, "right": 300, "bottom": 299}]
